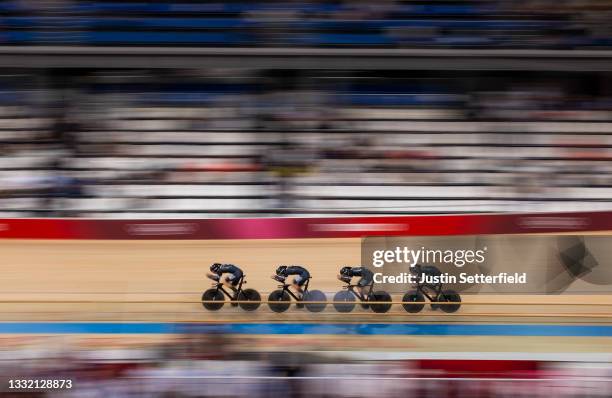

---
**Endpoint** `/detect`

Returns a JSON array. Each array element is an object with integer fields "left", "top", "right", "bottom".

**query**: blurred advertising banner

[
  {"left": 0, "top": 211, "right": 608, "bottom": 239},
  {"left": 362, "top": 235, "right": 612, "bottom": 294}
]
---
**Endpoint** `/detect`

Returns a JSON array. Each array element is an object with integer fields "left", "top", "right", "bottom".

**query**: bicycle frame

[
  {"left": 278, "top": 278, "right": 310, "bottom": 301},
  {"left": 415, "top": 281, "right": 443, "bottom": 302},
  {"left": 342, "top": 281, "right": 374, "bottom": 302},
  {"left": 212, "top": 275, "right": 245, "bottom": 300}
]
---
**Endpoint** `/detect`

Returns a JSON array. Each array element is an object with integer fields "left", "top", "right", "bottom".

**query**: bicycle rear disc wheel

[
  {"left": 238, "top": 288, "right": 261, "bottom": 311},
  {"left": 439, "top": 290, "right": 461, "bottom": 313},
  {"left": 402, "top": 290, "right": 425, "bottom": 313},
  {"left": 370, "top": 291, "right": 392, "bottom": 313}
]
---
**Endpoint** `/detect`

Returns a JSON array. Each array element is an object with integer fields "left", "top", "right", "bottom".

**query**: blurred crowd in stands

[
  {"left": 1, "top": 0, "right": 612, "bottom": 48},
  {"left": 0, "top": 334, "right": 610, "bottom": 397},
  {"left": 2, "top": 68, "right": 612, "bottom": 217}
]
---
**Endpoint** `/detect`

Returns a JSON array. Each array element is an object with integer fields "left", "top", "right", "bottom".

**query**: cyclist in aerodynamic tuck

[
  {"left": 338, "top": 266, "right": 374, "bottom": 300},
  {"left": 207, "top": 263, "right": 244, "bottom": 292},
  {"left": 273, "top": 265, "right": 310, "bottom": 299}
]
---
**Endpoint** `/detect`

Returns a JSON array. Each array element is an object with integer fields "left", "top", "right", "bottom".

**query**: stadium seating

[
  {"left": 2, "top": 70, "right": 612, "bottom": 217},
  {"left": 0, "top": 0, "right": 610, "bottom": 48}
]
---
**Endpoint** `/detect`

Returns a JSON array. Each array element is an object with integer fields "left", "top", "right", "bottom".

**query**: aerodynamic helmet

[
  {"left": 340, "top": 266, "right": 352, "bottom": 276},
  {"left": 276, "top": 265, "right": 287, "bottom": 275},
  {"left": 210, "top": 263, "right": 222, "bottom": 273}
]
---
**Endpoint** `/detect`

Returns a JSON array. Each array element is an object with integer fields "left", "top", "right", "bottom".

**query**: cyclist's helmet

[
  {"left": 340, "top": 266, "right": 352, "bottom": 276},
  {"left": 210, "top": 263, "right": 222, "bottom": 273},
  {"left": 276, "top": 265, "right": 287, "bottom": 276},
  {"left": 411, "top": 264, "right": 422, "bottom": 274}
]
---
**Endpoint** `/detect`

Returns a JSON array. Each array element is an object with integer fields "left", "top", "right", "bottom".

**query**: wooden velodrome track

[{"left": 2, "top": 237, "right": 612, "bottom": 324}]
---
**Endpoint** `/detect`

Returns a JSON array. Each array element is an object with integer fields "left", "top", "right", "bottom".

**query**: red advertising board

[{"left": 0, "top": 211, "right": 606, "bottom": 240}]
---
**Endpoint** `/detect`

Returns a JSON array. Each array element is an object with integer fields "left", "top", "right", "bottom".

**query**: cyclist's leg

[
  {"left": 292, "top": 275, "right": 305, "bottom": 298},
  {"left": 223, "top": 274, "right": 238, "bottom": 292},
  {"left": 356, "top": 278, "right": 367, "bottom": 299},
  {"left": 434, "top": 282, "right": 443, "bottom": 297},
  {"left": 424, "top": 282, "right": 443, "bottom": 300},
  {"left": 358, "top": 274, "right": 374, "bottom": 299}
]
